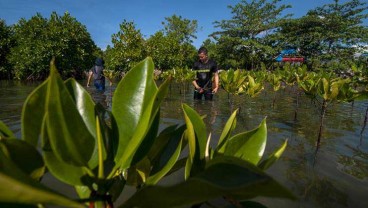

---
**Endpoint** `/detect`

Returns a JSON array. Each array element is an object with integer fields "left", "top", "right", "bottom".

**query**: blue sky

[{"left": 0, "top": 0, "right": 365, "bottom": 50}]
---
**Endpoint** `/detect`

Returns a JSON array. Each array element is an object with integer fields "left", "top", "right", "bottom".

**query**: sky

[{"left": 0, "top": 0, "right": 365, "bottom": 50}]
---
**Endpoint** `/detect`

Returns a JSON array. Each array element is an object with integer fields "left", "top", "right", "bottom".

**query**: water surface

[{"left": 0, "top": 80, "right": 367, "bottom": 208}]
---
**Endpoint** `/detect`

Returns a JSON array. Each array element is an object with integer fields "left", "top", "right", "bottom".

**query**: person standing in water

[
  {"left": 87, "top": 58, "right": 111, "bottom": 91},
  {"left": 192, "top": 47, "right": 219, "bottom": 100}
]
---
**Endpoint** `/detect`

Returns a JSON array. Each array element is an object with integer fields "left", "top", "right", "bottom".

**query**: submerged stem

[
  {"left": 360, "top": 104, "right": 368, "bottom": 137},
  {"left": 316, "top": 100, "right": 327, "bottom": 148}
]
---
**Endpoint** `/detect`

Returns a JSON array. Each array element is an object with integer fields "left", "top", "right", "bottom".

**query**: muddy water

[{"left": 1, "top": 80, "right": 367, "bottom": 208}]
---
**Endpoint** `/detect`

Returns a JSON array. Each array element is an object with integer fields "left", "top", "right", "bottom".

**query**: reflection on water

[{"left": 0, "top": 80, "right": 367, "bottom": 208}]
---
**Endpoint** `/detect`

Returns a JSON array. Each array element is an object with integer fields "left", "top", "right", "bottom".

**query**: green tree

[
  {"left": 0, "top": 19, "right": 15, "bottom": 79},
  {"left": 212, "top": 0, "right": 292, "bottom": 69},
  {"left": 8, "top": 12, "right": 97, "bottom": 80},
  {"left": 104, "top": 20, "right": 145, "bottom": 72},
  {"left": 162, "top": 14, "right": 198, "bottom": 44},
  {"left": 278, "top": 0, "right": 368, "bottom": 64},
  {"left": 161, "top": 15, "right": 198, "bottom": 68},
  {"left": 145, "top": 31, "right": 197, "bottom": 71},
  {"left": 145, "top": 31, "right": 169, "bottom": 70}
]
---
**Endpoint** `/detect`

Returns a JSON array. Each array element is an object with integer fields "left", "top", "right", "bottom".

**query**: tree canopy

[
  {"left": 0, "top": 0, "right": 367, "bottom": 80},
  {"left": 104, "top": 20, "right": 146, "bottom": 72},
  {"left": 0, "top": 19, "right": 15, "bottom": 79},
  {"left": 8, "top": 12, "right": 97, "bottom": 80},
  {"left": 211, "top": 0, "right": 293, "bottom": 69},
  {"left": 278, "top": 0, "right": 368, "bottom": 63}
]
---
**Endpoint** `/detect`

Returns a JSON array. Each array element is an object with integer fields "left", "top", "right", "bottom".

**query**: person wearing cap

[{"left": 87, "top": 58, "right": 111, "bottom": 91}]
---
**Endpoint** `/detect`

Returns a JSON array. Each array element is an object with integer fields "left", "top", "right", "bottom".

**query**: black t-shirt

[{"left": 192, "top": 59, "right": 218, "bottom": 88}]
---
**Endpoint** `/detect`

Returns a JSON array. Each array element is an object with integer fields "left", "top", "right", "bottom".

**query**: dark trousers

[
  {"left": 94, "top": 79, "right": 105, "bottom": 91},
  {"left": 194, "top": 89, "right": 213, "bottom": 100}
]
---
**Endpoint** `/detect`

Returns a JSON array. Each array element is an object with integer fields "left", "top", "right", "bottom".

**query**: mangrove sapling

[
  {"left": 103, "top": 69, "right": 120, "bottom": 107},
  {"left": 160, "top": 67, "right": 195, "bottom": 101},
  {"left": 293, "top": 89, "right": 301, "bottom": 121},
  {"left": 315, "top": 77, "right": 360, "bottom": 148},
  {"left": 0, "top": 57, "right": 295, "bottom": 208},
  {"left": 266, "top": 70, "right": 283, "bottom": 109},
  {"left": 360, "top": 104, "right": 368, "bottom": 139},
  {"left": 219, "top": 69, "right": 246, "bottom": 112},
  {"left": 293, "top": 65, "right": 309, "bottom": 121}
]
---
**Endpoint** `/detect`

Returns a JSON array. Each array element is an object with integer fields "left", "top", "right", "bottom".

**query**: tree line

[{"left": 0, "top": 0, "right": 367, "bottom": 80}]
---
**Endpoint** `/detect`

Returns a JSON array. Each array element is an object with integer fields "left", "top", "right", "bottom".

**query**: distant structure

[{"left": 275, "top": 48, "right": 304, "bottom": 63}]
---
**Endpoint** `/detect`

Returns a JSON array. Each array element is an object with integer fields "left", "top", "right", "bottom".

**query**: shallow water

[{"left": 0, "top": 80, "right": 367, "bottom": 208}]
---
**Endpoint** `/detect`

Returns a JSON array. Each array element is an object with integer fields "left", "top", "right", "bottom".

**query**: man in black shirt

[{"left": 192, "top": 47, "right": 219, "bottom": 100}]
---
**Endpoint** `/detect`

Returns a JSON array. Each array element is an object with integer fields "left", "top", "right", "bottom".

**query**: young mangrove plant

[
  {"left": 160, "top": 67, "right": 196, "bottom": 98},
  {"left": 314, "top": 76, "right": 362, "bottom": 148},
  {"left": 219, "top": 69, "right": 247, "bottom": 112},
  {"left": 0, "top": 57, "right": 295, "bottom": 208},
  {"left": 243, "top": 74, "right": 264, "bottom": 98},
  {"left": 266, "top": 71, "right": 283, "bottom": 108}
]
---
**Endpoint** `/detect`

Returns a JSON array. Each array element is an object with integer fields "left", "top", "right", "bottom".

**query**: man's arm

[
  {"left": 212, "top": 71, "right": 219, "bottom": 93},
  {"left": 106, "top": 76, "right": 113, "bottom": 86},
  {"left": 86, "top": 71, "right": 93, "bottom": 87},
  {"left": 192, "top": 80, "right": 201, "bottom": 90}
]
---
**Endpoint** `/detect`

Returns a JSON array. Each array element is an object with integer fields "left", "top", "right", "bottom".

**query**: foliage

[
  {"left": 106, "top": 16, "right": 198, "bottom": 72},
  {"left": 211, "top": 0, "right": 292, "bottom": 69},
  {"left": 161, "top": 14, "right": 198, "bottom": 45},
  {"left": 0, "top": 57, "right": 294, "bottom": 208},
  {"left": 145, "top": 31, "right": 197, "bottom": 70},
  {"left": 220, "top": 69, "right": 247, "bottom": 96},
  {"left": 103, "top": 69, "right": 121, "bottom": 83},
  {"left": 159, "top": 15, "right": 198, "bottom": 68},
  {"left": 160, "top": 67, "right": 195, "bottom": 83},
  {"left": 8, "top": 12, "right": 97, "bottom": 80},
  {"left": 104, "top": 20, "right": 146, "bottom": 72},
  {"left": 145, "top": 31, "right": 174, "bottom": 70},
  {"left": 0, "top": 19, "right": 15, "bottom": 79},
  {"left": 278, "top": 0, "right": 368, "bottom": 64},
  {"left": 243, "top": 74, "right": 265, "bottom": 98}
]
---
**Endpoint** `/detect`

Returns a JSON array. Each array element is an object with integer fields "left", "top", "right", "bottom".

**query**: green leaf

[
  {"left": 21, "top": 79, "right": 48, "bottom": 146},
  {"left": 182, "top": 104, "right": 208, "bottom": 177},
  {"left": 130, "top": 111, "right": 160, "bottom": 166},
  {"left": 223, "top": 118, "right": 267, "bottom": 165},
  {"left": 146, "top": 124, "right": 179, "bottom": 162},
  {"left": 130, "top": 77, "right": 172, "bottom": 166},
  {"left": 0, "top": 139, "right": 45, "bottom": 181},
  {"left": 0, "top": 120, "right": 14, "bottom": 139},
  {"left": 112, "top": 57, "right": 157, "bottom": 169},
  {"left": 258, "top": 139, "right": 288, "bottom": 170},
  {"left": 64, "top": 78, "right": 97, "bottom": 141},
  {"left": 75, "top": 185, "right": 91, "bottom": 201},
  {"left": 96, "top": 116, "right": 105, "bottom": 179},
  {"left": 146, "top": 126, "right": 184, "bottom": 185},
  {"left": 216, "top": 109, "right": 238, "bottom": 153},
  {"left": 45, "top": 61, "right": 95, "bottom": 166},
  {"left": 41, "top": 119, "right": 92, "bottom": 186},
  {"left": 148, "top": 125, "right": 186, "bottom": 174},
  {"left": 120, "top": 156, "right": 296, "bottom": 208},
  {"left": 182, "top": 104, "right": 207, "bottom": 160},
  {"left": 0, "top": 148, "right": 84, "bottom": 208},
  {"left": 95, "top": 104, "right": 118, "bottom": 175},
  {"left": 65, "top": 78, "right": 102, "bottom": 169}
]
